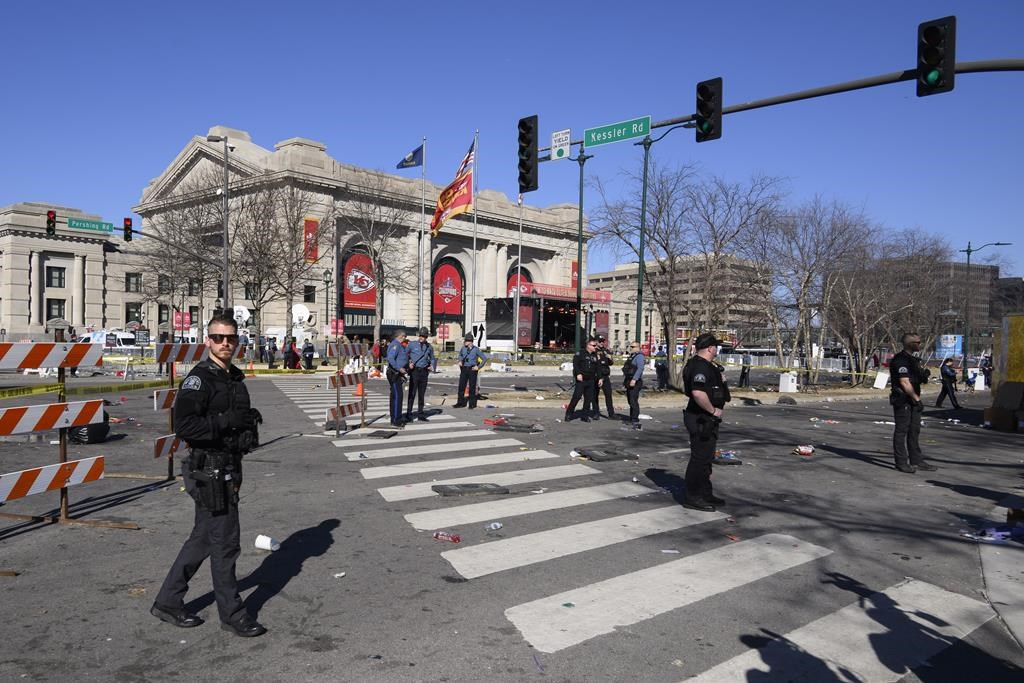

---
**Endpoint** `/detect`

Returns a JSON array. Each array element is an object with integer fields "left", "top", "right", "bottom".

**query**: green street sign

[
  {"left": 67, "top": 218, "right": 114, "bottom": 233},
  {"left": 583, "top": 115, "right": 650, "bottom": 148}
]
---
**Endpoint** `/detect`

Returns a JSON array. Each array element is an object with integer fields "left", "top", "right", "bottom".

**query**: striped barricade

[
  {"left": 155, "top": 343, "right": 247, "bottom": 364},
  {"left": 154, "top": 434, "right": 183, "bottom": 459},
  {"left": 327, "top": 343, "right": 366, "bottom": 358},
  {"left": 330, "top": 371, "right": 368, "bottom": 389},
  {"left": 0, "top": 400, "right": 105, "bottom": 436},
  {"left": 0, "top": 342, "right": 103, "bottom": 370},
  {"left": 153, "top": 389, "right": 177, "bottom": 411},
  {"left": 0, "top": 456, "right": 105, "bottom": 503},
  {"left": 326, "top": 399, "right": 367, "bottom": 423}
]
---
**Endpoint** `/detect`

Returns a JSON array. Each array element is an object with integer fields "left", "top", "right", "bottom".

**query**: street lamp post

[
  {"left": 571, "top": 147, "right": 593, "bottom": 353},
  {"left": 206, "top": 134, "right": 232, "bottom": 313},
  {"left": 959, "top": 240, "right": 1012, "bottom": 382},
  {"left": 647, "top": 301, "right": 655, "bottom": 351},
  {"left": 322, "top": 268, "right": 333, "bottom": 364}
]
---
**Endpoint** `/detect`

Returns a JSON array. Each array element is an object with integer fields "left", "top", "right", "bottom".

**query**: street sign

[
  {"left": 551, "top": 129, "right": 571, "bottom": 160},
  {"left": 583, "top": 116, "right": 650, "bottom": 148},
  {"left": 67, "top": 218, "right": 114, "bottom": 233}
]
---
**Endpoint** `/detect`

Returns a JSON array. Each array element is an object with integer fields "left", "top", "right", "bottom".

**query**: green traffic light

[
  {"left": 925, "top": 69, "right": 941, "bottom": 85},
  {"left": 699, "top": 121, "right": 712, "bottom": 133}
]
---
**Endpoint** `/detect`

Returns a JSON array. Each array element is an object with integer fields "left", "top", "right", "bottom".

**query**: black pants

[
  {"left": 935, "top": 381, "right": 960, "bottom": 409},
  {"left": 566, "top": 377, "right": 596, "bottom": 418},
  {"left": 456, "top": 367, "right": 478, "bottom": 408},
  {"left": 655, "top": 363, "right": 669, "bottom": 390},
  {"left": 626, "top": 379, "right": 642, "bottom": 423},
  {"left": 387, "top": 369, "right": 405, "bottom": 424},
  {"left": 303, "top": 354, "right": 314, "bottom": 370},
  {"left": 598, "top": 375, "right": 614, "bottom": 416},
  {"left": 407, "top": 367, "right": 429, "bottom": 417},
  {"left": 738, "top": 366, "right": 751, "bottom": 387},
  {"left": 156, "top": 465, "right": 246, "bottom": 624},
  {"left": 893, "top": 403, "right": 924, "bottom": 467},
  {"left": 683, "top": 411, "right": 718, "bottom": 501}
]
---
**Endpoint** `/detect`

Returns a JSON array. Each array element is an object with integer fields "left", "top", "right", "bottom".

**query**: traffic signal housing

[
  {"left": 517, "top": 115, "right": 538, "bottom": 194},
  {"left": 917, "top": 16, "right": 956, "bottom": 97},
  {"left": 696, "top": 77, "right": 723, "bottom": 143},
  {"left": 46, "top": 210, "right": 57, "bottom": 236},
  {"left": 123, "top": 217, "right": 133, "bottom": 242}
]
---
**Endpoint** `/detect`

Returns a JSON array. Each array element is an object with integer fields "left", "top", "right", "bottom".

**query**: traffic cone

[{"left": 355, "top": 382, "right": 364, "bottom": 397}]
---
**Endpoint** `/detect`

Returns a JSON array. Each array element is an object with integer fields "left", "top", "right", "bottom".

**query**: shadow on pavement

[
  {"left": 643, "top": 468, "right": 686, "bottom": 506},
  {"left": 816, "top": 444, "right": 894, "bottom": 470}
]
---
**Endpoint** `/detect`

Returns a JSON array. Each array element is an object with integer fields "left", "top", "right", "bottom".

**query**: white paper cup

[{"left": 255, "top": 534, "right": 280, "bottom": 551}]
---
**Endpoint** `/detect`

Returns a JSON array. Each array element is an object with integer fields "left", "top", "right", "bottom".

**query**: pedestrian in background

[
  {"left": 654, "top": 346, "right": 669, "bottom": 390},
  {"left": 267, "top": 338, "right": 277, "bottom": 368},
  {"left": 406, "top": 327, "right": 435, "bottom": 422},
  {"left": 681, "top": 333, "right": 731, "bottom": 511},
  {"left": 454, "top": 334, "right": 487, "bottom": 409},
  {"left": 301, "top": 339, "right": 315, "bottom": 370},
  {"left": 738, "top": 351, "right": 752, "bottom": 388},
  {"left": 386, "top": 329, "right": 409, "bottom": 427},
  {"left": 565, "top": 338, "right": 599, "bottom": 422},
  {"left": 157, "top": 331, "right": 170, "bottom": 376},
  {"left": 935, "top": 358, "right": 961, "bottom": 409},
  {"left": 595, "top": 336, "right": 616, "bottom": 418},
  {"left": 889, "top": 333, "right": 938, "bottom": 474},
  {"left": 623, "top": 341, "right": 645, "bottom": 430}
]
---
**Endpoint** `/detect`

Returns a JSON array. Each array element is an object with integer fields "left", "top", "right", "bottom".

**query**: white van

[{"left": 77, "top": 330, "right": 139, "bottom": 351}]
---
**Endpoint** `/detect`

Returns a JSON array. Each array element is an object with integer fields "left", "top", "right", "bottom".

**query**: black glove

[
  {"left": 217, "top": 409, "right": 254, "bottom": 433},
  {"left": 249, "top": 408, "right": 264, "bottom": 425}
]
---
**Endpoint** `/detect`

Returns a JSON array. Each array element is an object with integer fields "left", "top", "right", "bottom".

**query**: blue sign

[{"left": 935, "top": 334, "right": 963, "bottom": 358}]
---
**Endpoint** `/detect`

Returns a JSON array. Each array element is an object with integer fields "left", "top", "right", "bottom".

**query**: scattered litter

[
  {"left": 484, "top": 417, "right": 508, "bottom": 426},
  {"left": 485, "top": 404, "right": 497, "bottom": 408},
  {"left": 49, "top": 440, "right": 60, "bottom": 445},
  {"left": 823, "top": 419, "right": 840, "bottom": 424},
  {"left": 358, "top": 452, "right": 368, "bottom": 459},
  {"left": 485, "top": 522, "right": 503, "bottom": 531},
  {"left": 809, "top": 417, "right": 820, "bottom": 422},
  {"left": 660, "top": 549, "right": 681, "bottom": 554},
  {"left": 254, "top": 535, "right": 280, "bottom": 551},
  {"left": 726, "top": 517, "right": 736, "bottom": 523},
  {"left": 547, "top": 441, "right": 556, "bottom": 445},
  {"left": 873, "top": 421, "right": 896, "bottom": 425},
  {"left": 555, "top": 419, "right": 562, "bottom": 423},
  {"left": 533, "top": 654, "right": 546, "bottom": 673},
  {"left": 180, "top": 640, "right": 187, "bottom": 645},
  {"left": 263, "top": 473, "right": 275, "bottom": 477},
  {"left": 670, "top": 424, "right": 680, "bottom": 430},
  {"left": 632, "top": 477, "right": 639, "bottom": 483},
  {"left": 792, "top": 445, "right": 815, "bottom": 456},
  {"left": 562, "top": 602, "right": 575, "bottom": 608},
  {"left": 109, "top": 417, "right": 125, "bottom": 424},
  {"left": 638, "top": 414, "right": 653, "bottom": 420},
  {"left": 432, "top": 531, "right": 461, "bottom": 543},
  {"left": 535, "top": 396, "right": 545, "bottom": 400},
  {"left": 672, "top": 659, "right": 685, "bottom": 667},
  {"left": 119, "top": 396, "right": 128, "bottom": 402},
  {"left": 179, "top": 486, "right": 186, "bottom": 492},
  {"left": 333, "top": 572, "right": 347, "bottom": 579},
  {"left": 531, "top": 488, "right": 547, "bottom": 495},
  {"left": 127, "top": 587, "right": 147, "bottom": 597},
  {"left": 725, "top": 534, "right": 740, "bottom": 542},
  {"left": 714, "top": 450, "right": 743, "bottom": 465},
  {"left": 569, "top": 450, "right": 581, "bottom": 458},
  {"left": 959, "top": 526, "right": 1024, "bottom": 544},
  {"left": 0, "top": 570, "right": 20, "bottom": 577}
]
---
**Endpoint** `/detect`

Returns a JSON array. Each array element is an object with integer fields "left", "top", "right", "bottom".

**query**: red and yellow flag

[{"left": 430, "top": 170, "right": 473, "bottom": 238}]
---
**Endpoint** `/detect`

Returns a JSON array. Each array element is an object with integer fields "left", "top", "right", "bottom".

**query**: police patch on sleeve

[
  {"left": 693, "top": 373, "right": 707, "bottom": 383},
  {"left": 181, "top": 376, "right": 202, "bottom": 391},
  {"left": 898, "top": 366, "right": 909, "bottom": 374}
]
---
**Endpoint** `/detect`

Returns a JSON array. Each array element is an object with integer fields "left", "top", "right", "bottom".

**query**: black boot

[{"left": 895, "top": 462, "right": 917, "bottom": 474}]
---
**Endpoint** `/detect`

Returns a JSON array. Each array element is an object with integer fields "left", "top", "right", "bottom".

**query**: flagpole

[
  {"left": 418, "top": 136, "right": 426, "bottom": 329},
  {"left": 514, "top": 194, "right": 524, "bottom": 359},
  {"left": 471, "top": 129, "right": 479, "bottom": 343}
]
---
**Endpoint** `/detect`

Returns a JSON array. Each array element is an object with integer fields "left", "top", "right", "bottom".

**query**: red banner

[
  {"left": 430, "top": 170, "right": 473, "bottom": 237},
  {"left": 507, "top": 272, "right": 532, "bottom": 298},
  {"left": 595, "top": 310, "right": 609, "bottom": 340},
  {"left": 516, "top": 281, "right": 612, "bottom": 304},
  {"left": 437, "top": 324, "right": 450, "bottom": 340},
  {"left": 303, "top": 218, "right": 319, "bottom": 263},
  {"left": 343, "top": 253, "right": 376, "bottom": 310},
  {"left": 433, "top": 263, "right": 463, "bottom": 317},
  {"left": 517, "top": 303, "right": 533, "bottom": 348},
  {"left": 571, "top": 261, "right": 579, "bottom": 289},
  {"left": 173, "top": 311, "right": 191, "bottom": 331}
]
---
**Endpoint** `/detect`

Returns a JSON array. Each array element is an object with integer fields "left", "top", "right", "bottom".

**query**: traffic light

[
  {"left": 123, "top": 217, "right": 133, "bottom": 242},
  {"left": 517, "top": 114, "right": 538, "bottom": 194},
  {"left": 917, "top": 16, "right": 956, "bottom": 97},
  {"left": 45, "top": 210, "right": 56, "bottom": 236},
  {"left": 695, "top": 77, "right": 723, "bottom": 143}
]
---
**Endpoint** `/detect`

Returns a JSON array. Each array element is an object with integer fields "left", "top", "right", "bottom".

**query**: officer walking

[
  {"left": 681, "top": 333, "right": 731, "bottom": 511},
  {"left": 152, "top": 314, "right": 267, "bottom": 637},
  {"left": 565, "top": 338, "right": 599, "bottom": 422},
  {"left": 623, "top": 341, "right": 645, "bottom": 430},
  {"left": 738, "top": 352, "right": 753, "bottom": 388},
  {"left": 595, "top": 336, "right": 616, "bottom": 418},
  {"left": 386, "top": 329, "right": 410, "bottom": 426},
  {"left": 935, "top": 357, "right": 962, "bottom": 409},
  {"left": 454, "top": 334, "right": 487, "bottom": 409},
  {"left": 406, "top": 327, "right": 436, "bottom": 422},
  {"left": 889, "top": 332, "right": 938, "bottom": 473}
]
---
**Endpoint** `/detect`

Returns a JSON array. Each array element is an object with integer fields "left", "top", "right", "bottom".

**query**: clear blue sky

[{"left": 2, "top": 1, "right": 1021, "bottom": 275}]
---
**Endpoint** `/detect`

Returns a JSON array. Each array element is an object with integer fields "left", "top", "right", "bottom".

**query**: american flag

[{"left": 454, "top": 139, "right": 475, "bottom": 178}]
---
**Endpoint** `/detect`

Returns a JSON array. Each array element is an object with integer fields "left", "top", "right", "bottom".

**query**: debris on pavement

[
  {"left": 432, "top": 531, "right": 461, "bottom": 543},
  {"left": 485, "top": 522, "right": 503, "bottom": 531},
  {"left": 792, "top": 445, "right": 815, "bottom": 456},
  {"left": 714, "top": 450, "right": 743, "bottom": 465},
  {"left": 660, "top": 549, "right": 681, "bottom": 554},
  {"left": 725, "top": 534, "right": 740, "bottom": 542},
  {"left": 333, "top": 572, "right": 347, "bottom": 578},
  {"left": 561, "top": 602, "right": 575, "bottom": 608},
  {"left": 959, "top": 526, "right": 1024, "bottom": 544}
]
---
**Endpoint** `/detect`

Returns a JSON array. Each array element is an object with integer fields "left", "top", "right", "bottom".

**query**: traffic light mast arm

[{"left": 537, "top": 59, "right": 1024, "bottom": 151}]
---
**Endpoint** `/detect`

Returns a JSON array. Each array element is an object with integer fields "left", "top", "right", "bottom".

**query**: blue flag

[{"left": 396, "top": 144, "right": 424, "bottom": 169}]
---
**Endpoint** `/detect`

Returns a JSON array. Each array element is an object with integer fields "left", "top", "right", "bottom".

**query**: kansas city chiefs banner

[
  {"left": 303, "top": 218, "right": 319, "bottom": 263},
  {"left": 433, "top": 262, "right": 463, "bottom": 317},
  {"left": 507, "top": 272, "right": 532, "bottom": 297},
  {"left": 343, "top": 253, "right": 376, "bottom": 310}
]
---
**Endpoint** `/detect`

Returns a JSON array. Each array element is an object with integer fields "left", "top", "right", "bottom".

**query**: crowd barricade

[
  {"left": 325, "top": 344, "right": 367, "bottom": 435},
  {"left": 0, "top": 336, "right": 137, "bottom": 530},
  {"left": 154, "top": 434, "right": 183, "bottom": 460},
  {"left": 327, "top": 398, "right": 367, "bottom": 423}
]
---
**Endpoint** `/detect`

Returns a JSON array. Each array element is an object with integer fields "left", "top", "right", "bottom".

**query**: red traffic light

[
  {"left": 123, "top": 217, "right": 132, "bottom": 228},
  {"left": 47, "top": 211, "right": 56, "bottom": 220}
]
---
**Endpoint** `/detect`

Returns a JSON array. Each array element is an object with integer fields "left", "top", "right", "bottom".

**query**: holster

[
  {"left": 696, "top": 415, "right": 721, "bottom": 440},
  {"left": 189, "top": 450, "right": 230, "bottom": 513}
]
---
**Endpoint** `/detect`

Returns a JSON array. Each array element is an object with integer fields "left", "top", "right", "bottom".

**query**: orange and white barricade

[
  {"left": 153, "top": 389, "right": 177, "bottom": 411},
  {"left": 327, "top": 343, "right": 365, "bottom": 359},
  {"left": 0, "top": 400, "right": 104, "bottom": 436},
  {"left": 329, "top": 371, "right": 368, "bottom": 389},
  {"left": 0, "top": 456, "right": 105, "bottom": 503},
  {"left": 154, "top": 434, "right": 184, "bottom": 460},
  {"left": 326, "top": 399, "right": 367, "bottom": 423},
  {"left": 0, "top": 342, "right": 103, "bottom": 372}
]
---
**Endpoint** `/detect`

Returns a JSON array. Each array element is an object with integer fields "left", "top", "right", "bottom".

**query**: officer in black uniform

[
  {"left": 594, "top": 336, "right": 616, "bottom": 418},
  {"left": 406, "top": 327, "right": 436, "bottom": 422},
  {"left": 935, "top": 357, "right": 961, "bottom": 410},
  {"left": 681, "top": 333, "right": 731, "bottom": 511},
  {"left": 889, "top": 332, "right": 938, "bottom": 473},
  {"left": 152, "top": 314, "right": 267, "bottom": 637},
  {"left": 565, "top": 338, "right": 599, "bottom": 422},
  {"left": 623, "top": 341, "right": 645, "bottom": 429}
]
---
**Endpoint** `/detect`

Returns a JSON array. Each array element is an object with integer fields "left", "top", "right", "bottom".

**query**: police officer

[
  {"left": 889, "top": 333, "right": 938, "bottom": 473},
  {"left": 386, "top": 329, "right": 410, "bottom": 426},
  {"left": 935, "top": 357, "right": 961, "bottom": 410},
  {"left": 454, "top": 334, "right": 487, "bottom": 409},
  {"left": 152, "top": 314, "right": 267, "bottom": 637},
  {"left": 594, "top": 336, "right": 616, "bottom": 418},
  {"left": 406, "top": 327, "right": 436, "bottom": 422},
  {"left": 565, "top": 337, "right": 599, "bottom": 422},
  {"left": 623, "top": 341, "right": 645, "bottom": 430},
  {"left": 681, "top": 333, "right": 731, "bottom": 511},
  {"left": 301, "top": 338, "right": 315, "bottom": 370},
  {"left": 654, "top": 346, "right": 669, "bottom": 390},
  {"left": 738, "top": 352, "right": 753, "bottom": 388}
]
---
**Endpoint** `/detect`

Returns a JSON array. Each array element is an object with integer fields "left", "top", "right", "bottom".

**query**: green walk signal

[{"left": 917, "top": 16, "right": 956, "bottom": 97}]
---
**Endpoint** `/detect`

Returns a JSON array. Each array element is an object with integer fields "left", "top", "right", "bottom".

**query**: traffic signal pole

[{"left": 572, "top": 147, "right": 592, "bottom": 352}]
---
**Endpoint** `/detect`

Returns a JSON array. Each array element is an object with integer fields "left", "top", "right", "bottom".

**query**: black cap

[
  {"left": 418, "top": 327, "right": 430, "bottom": 337},
  {"left": 694, "top": 332, "right": 720, "bottom": 350},
  {"left": 597, "top": 335, "right": 606, "bottom": 342},
  {"left": 464, "top": 333, "right": 474, "bottom": 342}
]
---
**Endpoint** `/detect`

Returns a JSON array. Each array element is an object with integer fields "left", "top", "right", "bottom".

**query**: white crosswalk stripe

[
  {"left": 342, "top": 437, "right": 524, "bottom": 461},
  {"left": 346, "top": 421, "right": 474, "bottom": 436},
  {"left": 376, "top": 464, "right": 600, "bottom": 502},
  {"left": 359, "top": 449, "right": 561, "bottom": 479},
  {"left": 334, "top": 429, "right": 500, "bottom": 449},
  {"left": 270, "top": 376, "right": 386, "bottom": 425}
]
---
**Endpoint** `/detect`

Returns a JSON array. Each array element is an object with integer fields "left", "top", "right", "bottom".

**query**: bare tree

[
  {"left": 231, "top": 183, "right": 283, "bottom": 336},
  {"left": 338, "top": 171, "right": 416, "bottom": 342}
]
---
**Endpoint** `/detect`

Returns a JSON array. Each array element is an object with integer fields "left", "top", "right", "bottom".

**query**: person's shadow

[{"left": 185, "top": 519, "right": 339, "bottom": 619}]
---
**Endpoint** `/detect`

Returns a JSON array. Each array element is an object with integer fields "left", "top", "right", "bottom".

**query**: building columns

[
  {"left": 483, "top": 243, "right": 498, "bottom": 299},
  {"left": 30, "top": 251, "right": 41, "bottom": 326},
  {"left": 496, "top": 245, "right": 509, "bottom": 296},
  {"left": 74, "top": 255, "right": 86, "bottom": 327}
]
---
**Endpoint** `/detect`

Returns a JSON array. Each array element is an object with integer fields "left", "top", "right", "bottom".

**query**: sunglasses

[{"left": 209, "top": 334, "right": 239, "bottom": 344}]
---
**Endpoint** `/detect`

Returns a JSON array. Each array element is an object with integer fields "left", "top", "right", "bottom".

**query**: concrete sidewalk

[{"left": 980, "top": 494, "right": 1024, "bottom": 649}]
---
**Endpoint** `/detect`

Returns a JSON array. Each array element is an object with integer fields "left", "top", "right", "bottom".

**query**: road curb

[{"left": 979, "top": 495, "right": 1024, "bottom": 651}]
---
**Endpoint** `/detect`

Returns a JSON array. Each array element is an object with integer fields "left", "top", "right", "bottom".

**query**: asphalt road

[{"left": 1, "top": 374, "right": 1021, "bottom": 682}]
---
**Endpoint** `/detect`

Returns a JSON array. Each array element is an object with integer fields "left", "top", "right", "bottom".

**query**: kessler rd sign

[{"left": 583, "top": 116, "right": 650, "bottom": 148}]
